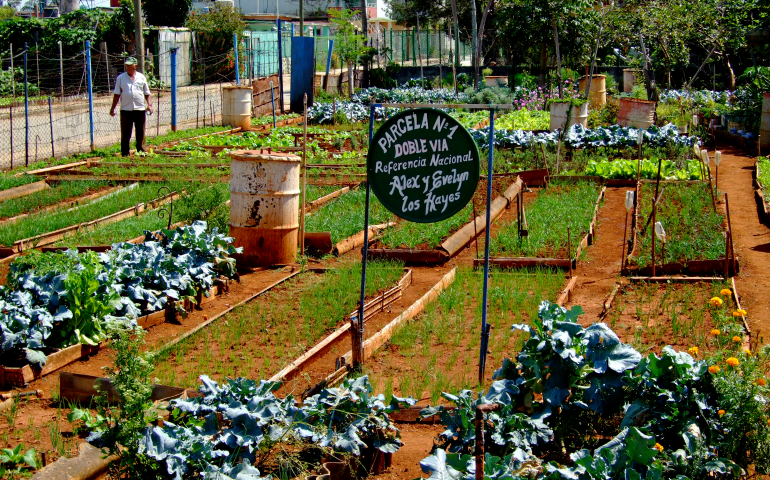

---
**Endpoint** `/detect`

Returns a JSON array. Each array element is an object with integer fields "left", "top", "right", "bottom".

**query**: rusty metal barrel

[
  {"left": 617, "top": 97, "right": 655, "bottom": 129},
  {"left": 229, "top": 150, "right": 300, "bottom": 266}
]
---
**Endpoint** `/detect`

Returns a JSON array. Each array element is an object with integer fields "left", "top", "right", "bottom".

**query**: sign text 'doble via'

[{"left": 367, "top": 109, "right": 481, "bottom": 223}]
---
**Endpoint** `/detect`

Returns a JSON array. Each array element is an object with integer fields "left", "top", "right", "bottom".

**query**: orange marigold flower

[
  {"left": 718, "top": 409, "right": 726, "bottom": 416},
  {"left": 709, "top": 365, "right": 720, "bottom": 374},
  {"left": 738, "top": 309, "right": 747, "bottom": 316},
  {"left": 758, "top": 378, "right": 767, "bottom": 386},
  {"left": 710, "top": 297, "right": 723, "bottom": 307},
  {"left": 745, "top": 348, "right": 753, "bottom": 356},
  {"left": 711, "top": 329, "right": 721, "bottom": 336},
  {"left": 727, "top": 357, "right": 740, "bottom": 367},
  {"left": 720, "top": 288, "right": 732, "bottom": 297},
  {"left": 732, "top": 335, "right": 742, "bottom": 343},
  {"left": 688, "top": 346, "right": 699, "bottom": 356},
  {"left": 733, "top": 310, "right": 742, "bottom": 317},
  {"left": 654, "top": 443, "right": 664, "bottom": 452}
]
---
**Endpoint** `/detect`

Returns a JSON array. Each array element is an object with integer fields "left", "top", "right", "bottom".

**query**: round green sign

[{"left": 367, "top": 109, "right": 481, "bottom": 223}]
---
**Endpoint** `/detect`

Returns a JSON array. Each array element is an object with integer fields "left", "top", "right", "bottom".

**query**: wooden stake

[
  {"left": 705, "top": 165, "right": 718, "bottom": 212},
  {"left": 300, "top": 94, "right": 308, "bottom": 254},
  {"left": 621, "top": 210, "right": 629, "bottom": 272},
  {"left": 567, "top": 226, "right": 572, "bottom": 278},
  {"left": 724, "top": 229, "right": 730, "bottom": 279},
  {"left": 725, "top": 193, "right": 735, "bottom": 276},
  {"left": 651, "top": 200, "right": 657, "bottom": 278}
]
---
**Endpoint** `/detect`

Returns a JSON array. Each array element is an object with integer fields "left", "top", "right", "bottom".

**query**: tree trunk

[
  {"left": 348, "top": 62, "right": 354, "bottom": 97},
  {"left": 553, "top": 18, "right": 563, "bottom": 99},
  {"left": 478, "top": 0, "right": 495, "bottom": 86},
  {"left": 724, "top": 54, "right": 736, "bottom": 91},
  {"left": 450, "top": 0, "right": 460, "bottom": 93},
  {"left": 539, "top": 41, "right": 547, "bottom": 88},
  {"left": 416, "top": 15, "right": 424, "bottom": 87},
  {"left": 471, "top": 0, "right": 478, "bottom": 88}
]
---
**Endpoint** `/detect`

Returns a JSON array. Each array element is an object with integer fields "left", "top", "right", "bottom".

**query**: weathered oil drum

[
  {"left": 229, "top": 151, "right": 300, "bottom": 266},
  {"left": 549, "top": 102, "right": 589, "bottom": 131},
  {"left": 578, "top": 74, "right": 606, "bottom": 109},
  {"left": 623, "top": 68, "right": 641, "bottom": 93},
  {"left": 617, "top": 97, "right": 655, "bottom": 129},
  {"left": 761, "top": 93, "right": 770, "bottom": 151},
  {"left": 222, "top": 85, "right": 252, "bottom": 130}
]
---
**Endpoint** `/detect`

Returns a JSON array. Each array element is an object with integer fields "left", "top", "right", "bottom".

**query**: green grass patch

[
  {"left": 305, "top": 189, "right": 393, "bottom": 244},
  {"left": 488, "top": 181, "right": 601, "bottom": 258},
  {"left": 0, "top": 180, "right": 186, "bottom": 247},
  {"left": 0, "top": 180, "right": 112, "bottom": 220},
  {"left": 634, "top": 182, "right": 725, "bottom": 266},
  {"left": 379, "top": 201, "right": 475, "bottom": 250},
  {"left": 153, "top": 260, "right": 405, "bottom": 389}
]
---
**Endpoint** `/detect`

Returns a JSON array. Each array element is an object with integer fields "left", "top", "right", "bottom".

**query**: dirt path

[
  {"left": 562, "top": 187, "right": 629, "bottom": 321},
  {"left": 715, "top": 146, "right": 770, "bottom": 338}
]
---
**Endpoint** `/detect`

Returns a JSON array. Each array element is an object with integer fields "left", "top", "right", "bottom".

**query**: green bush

[{"left": 0, "top": 67, "right": 39, "bottom": 97}]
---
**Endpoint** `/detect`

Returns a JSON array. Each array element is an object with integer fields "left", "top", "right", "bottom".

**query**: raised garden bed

[
  {"left": 600, "top": 279, "right": 748, "bottom": 353},
  {"left": 624, "top": 181, "right": 736, "bottom": 277},
  {"left": 0, "top": 222, "right": 240, "bottom": 388},
  {"left": 0, "top": 183, "right": 182, "bottom": 255},
  {"left": 368, "top": 178, "right": 524, "bottom": 266},
  {"left": 364, "top": 267, "right": 569, "bottom": 403},
  {"left": 478, "top": 180, "right": 604, "bottom": 270},
  {"left": 152, "top": 261, "right": 407, "bottom": 390}
]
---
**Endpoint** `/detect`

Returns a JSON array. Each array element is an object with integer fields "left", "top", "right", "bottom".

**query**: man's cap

[{"left": 124, "top": 56, "right": 138, "bottom": 65}]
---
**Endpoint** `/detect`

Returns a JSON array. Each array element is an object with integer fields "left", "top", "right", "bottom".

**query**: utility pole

[
  {"left": 299, "top": 0, "right": 304, "bottom": 36},
  {"left": 134, "top": 0, "right": 145, "bottom": 73}
]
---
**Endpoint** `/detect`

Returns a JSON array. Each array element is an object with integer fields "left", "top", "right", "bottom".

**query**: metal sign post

[
  {"left": 479, "top": 108, "right": 495, "bottom": 384},
  {"left": 358, "top": 105, "right": 484, "bottom": 368}
]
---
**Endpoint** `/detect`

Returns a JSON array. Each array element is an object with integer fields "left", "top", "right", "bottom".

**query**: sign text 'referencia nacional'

[{"left": 367, "top": 109, "right": 480, "bottom": 223}]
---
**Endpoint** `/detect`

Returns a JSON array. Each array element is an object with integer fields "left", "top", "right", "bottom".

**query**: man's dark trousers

[{"left": 120, "top": 110, "right": 146, "bottom": 156}]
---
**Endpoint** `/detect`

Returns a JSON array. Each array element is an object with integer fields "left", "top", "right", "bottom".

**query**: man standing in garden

[{"left": 109, "top": 56, "right": 153, "bottom": 156}]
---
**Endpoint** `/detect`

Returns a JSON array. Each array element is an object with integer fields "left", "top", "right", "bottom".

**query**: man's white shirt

[{"left": 113, "top": 72, "right": 151, "bottom": 111}]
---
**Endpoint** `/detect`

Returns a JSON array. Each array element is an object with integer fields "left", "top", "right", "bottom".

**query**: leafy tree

[
  {"left": 0, "top": 5, "right": 15, "bottom": 22},
  {"left": 101, "top": 0, "right": 134, "bottom": 55},
  {"left": 387, "top": 0, "right": 448, "bottom": 27},
  {"left": 329, "top": 8, "right": 366, "bottom": 96},
  {"left": 185, "top": 1, "right": 246, "bottom": 82},
  {"left": 497, "top": 0, "right": 596, "bottom": 88},
  {"left": 142, "top": 0, "right": 191, "bottom": 28}
]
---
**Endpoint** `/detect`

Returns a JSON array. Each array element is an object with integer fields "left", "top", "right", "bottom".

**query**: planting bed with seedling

[
  {"left": 603, "top": 281, "right": 748, "bottom": 356},
  {"left": 153, "top": 261, "right": 405, "bottom": 391},
  {"left": 305, "top": 188, "right": 394, "bottom": 245},
  {"left": 631, "top": 182, "right": 726, "bottom": 269},
  {"left": 365, "top": 267, "right": 566, "bottom": 403},
  {"left": 373, "top": 179, "right": 512, "bottom": 251},
  {"left": 0, "top": 181, "right": 189, "bottom": 248},
  {"left": 0, "top": 180, "right": 115, "bottom": 221},
  {"left": 487, "top": 181, "right": 602, "bottom": 259}
]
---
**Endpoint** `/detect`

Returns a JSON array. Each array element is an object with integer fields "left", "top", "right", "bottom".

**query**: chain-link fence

[
  {"left": 0, "top": 24, "right": 486, "bottom": 169},
  {"left": 0, "top": 42, "right": 239, "bottom": 169}
]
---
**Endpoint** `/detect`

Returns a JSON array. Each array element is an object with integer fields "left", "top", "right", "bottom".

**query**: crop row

[
  {"left": 0, "top": 221, "right": 240, "bottom": 367},
  {"left": 153, "top": 260, "right": 404, "bottom": 389},
  {"left": 488, "top": 181, "right": 601, "bottom": 258},
  {"left": 633, "top": 182, "right": 725, "bottom": 267}
]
